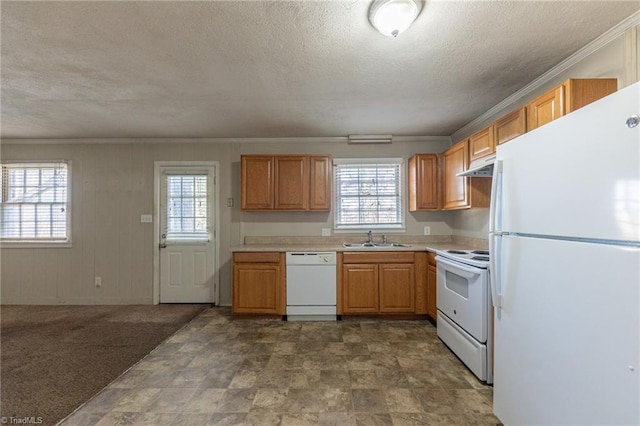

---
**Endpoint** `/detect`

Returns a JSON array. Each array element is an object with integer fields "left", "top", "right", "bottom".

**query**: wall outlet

[
  {"left": 423, "top": 226, "right": 431, "bottom": 235},
  {"left": 321, "top": 228, "right": 331, "bottom": 237},
  {"left": 140, "top": 214, "right": 153, "bottom": 223},
  {"left": 94, "top": 276, "right": 102, "bottom": 288},
  {"left": 227, "top": 197, "right": 234, "bottom": 207}
]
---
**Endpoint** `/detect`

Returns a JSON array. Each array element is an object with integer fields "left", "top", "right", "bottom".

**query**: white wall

[{"left": 0, "top": 138, "right": 451, "bottom": 305}]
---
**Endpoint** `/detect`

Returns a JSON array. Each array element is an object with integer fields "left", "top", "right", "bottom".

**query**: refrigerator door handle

[
  {"left": 489, "top": 232, "right": 503, "bottom": 308},
  {"left": 489, "top": 159, "right": 503, "bottom": 234}
]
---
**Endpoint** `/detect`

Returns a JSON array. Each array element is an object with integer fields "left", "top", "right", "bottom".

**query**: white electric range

[{"left": 435, "top": 248, "right": 493, "bottom": 384}]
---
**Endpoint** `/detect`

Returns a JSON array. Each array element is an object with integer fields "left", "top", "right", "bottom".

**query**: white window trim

[
  {"left": 0, "top": 161, "right": 72, "bottom": 248},
  {"left": 333, "top": 157, "right": 406, "bottom": 232}
]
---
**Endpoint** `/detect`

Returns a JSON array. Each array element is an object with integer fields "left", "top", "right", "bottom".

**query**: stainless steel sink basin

[
  {"left": 372, "top": 243, "right": 410, "bottom": 248},
  {"left": 342, "top": 242, "right": 410, "bottom": 248},
  {"left": 342, "top": 242, "right": 375, "bottom": 248}
]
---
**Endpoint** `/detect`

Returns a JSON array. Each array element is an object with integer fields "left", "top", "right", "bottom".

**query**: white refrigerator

[{"left": 490, "top": 81, "right": 640, "bottom": 425}]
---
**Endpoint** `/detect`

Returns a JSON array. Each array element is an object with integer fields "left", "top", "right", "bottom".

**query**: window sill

[{"left": 0, "top": 241, "right": 72, "bottom": 249}]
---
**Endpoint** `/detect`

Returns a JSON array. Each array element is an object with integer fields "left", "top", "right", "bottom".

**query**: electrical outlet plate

[
  {"left": 227, "top": 198, "right": 234, "bottom": 207},
  {"left": 321, "top": 228, "right": 331, "bottom": 237},
  {"left": 140, "top": 214, "right": 153, "bottom": 223},
  {"left": 424, "top": 226, "right": 431, "bottom": 235},
  {"left": 95, "top": 276, "right": 102, "bottom": 287}
]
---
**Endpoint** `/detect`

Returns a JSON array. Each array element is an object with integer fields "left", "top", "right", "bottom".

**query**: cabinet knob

[{"left": 626, "top": 115, "right": 639, "bottom": 128}]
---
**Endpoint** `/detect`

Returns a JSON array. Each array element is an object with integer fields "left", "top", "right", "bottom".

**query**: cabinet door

[
  {"left": 408, "top": 154, "right": 439, "bottom": 211},
  {"left": 342, "top": 264, "right": 379, "bottom": 313},
  {"left": 443, "top": 141, "right": 469, "bottom": 210},
  {"left": 275, "top": 156, "right": 309, "bottom": 210},
  {"left": 241, "top": 156, "right": 274, "bottom": 210},
  {"left": 469, "top": 126, "right": 495, "bottom": 162},
  {"left": 427, "top": 264, "right": 437, "bottom": 321},
  {"left": 379, "top": 263, "right": 415, "bottom": 313},
  {"left": 527, "top": 85, "right": 564, "bottom": 131},
  {"left": 565, "top": 78, "right": 617, "bottom": 113},
  {"left": 233, "top": 264, "right": 281, "bottom": 314},
  {"left": 494, "top": 107, "right": 526, "bottom": 146},
  {"left": 309, "top": 155, "right": 331, "bottom": 211}
]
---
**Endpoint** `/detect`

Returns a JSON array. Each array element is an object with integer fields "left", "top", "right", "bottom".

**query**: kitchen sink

[
  {"left": 342, "top": 242, "right": 410, "bottom": 248},
  {"left": 342, "top": 242, "right": 376, "bottom": 248}
]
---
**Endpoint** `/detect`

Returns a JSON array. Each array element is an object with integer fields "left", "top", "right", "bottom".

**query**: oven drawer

[
  {"left": 437, "top": 311, "right": 488, "bottom": 381},
  {"left": 436, "top": 255, "right": 489, "bottom": 342}
]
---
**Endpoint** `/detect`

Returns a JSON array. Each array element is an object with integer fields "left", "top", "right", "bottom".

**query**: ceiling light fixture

[{"left": 369, "top": 0, "right": 423, "bottom": 37}]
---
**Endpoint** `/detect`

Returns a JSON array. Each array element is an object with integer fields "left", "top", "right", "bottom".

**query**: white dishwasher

[{"left": 286, "top": 252, "right": 337, "bottom": 321}]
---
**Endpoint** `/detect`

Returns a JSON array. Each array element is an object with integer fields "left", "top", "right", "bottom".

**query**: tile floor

[{"left": 61, "top": 307, "right": 500, "bottom": 425}]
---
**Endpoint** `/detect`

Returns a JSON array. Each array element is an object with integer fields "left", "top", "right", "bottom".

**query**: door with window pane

[{"left": 159, "top": 166, "right": 216, "bottom": 303}]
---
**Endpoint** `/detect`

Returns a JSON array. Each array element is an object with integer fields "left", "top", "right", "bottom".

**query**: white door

[{"left": 159, "top": 165, "right": 216, "bottom": 303}]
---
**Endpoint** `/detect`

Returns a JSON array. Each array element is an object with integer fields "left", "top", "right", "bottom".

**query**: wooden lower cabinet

[
  {"left": 232, "top": 252, "right": 285, "bottom": 315},
  {"left": 342, "top": 264, "right": 379, "bottom": 313},
  {"left": 340, "top": 252, "right": 416, "bottom": 315},
  {"left": 426, "top": 252, "right": 437, "bottom": 321},
  {"left": 379, "top": 264, "right": 415, "bottom": 313}
]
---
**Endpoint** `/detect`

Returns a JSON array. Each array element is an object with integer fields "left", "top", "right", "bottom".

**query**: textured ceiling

[{"left": 1, "top": 1, "right": 639, "bottom": 139}]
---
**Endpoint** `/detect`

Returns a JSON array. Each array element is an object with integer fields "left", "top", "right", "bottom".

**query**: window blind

[
  {"left": 334, "top": 159, "right": 403, "bottom": 229},
  {"left": 164, "top": 174, "right": 209, "bottom": 241},
  {"left": 0, "top": 162, "right": 69, "bottom": 240}
]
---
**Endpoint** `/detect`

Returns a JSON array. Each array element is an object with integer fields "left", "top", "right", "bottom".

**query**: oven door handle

[{"left": 435, "top": 255, "right": 483, "bottom": 277}]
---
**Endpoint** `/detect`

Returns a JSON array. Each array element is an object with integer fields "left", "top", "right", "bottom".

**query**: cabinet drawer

[
  {"left": 342, "top": 251, "right": 415, "bottom": 264},
  {"left": 233, "top": 252, "right": 281, "bottom": 263}
]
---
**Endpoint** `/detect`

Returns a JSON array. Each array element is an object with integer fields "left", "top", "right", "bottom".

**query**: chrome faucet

[{"left": 367, "top": 230, "right": 373, "bottom": 244}]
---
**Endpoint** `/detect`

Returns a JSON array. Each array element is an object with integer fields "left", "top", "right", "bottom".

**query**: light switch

[{"left": 141, "top": 214, "right": 153, "bottom": 223}]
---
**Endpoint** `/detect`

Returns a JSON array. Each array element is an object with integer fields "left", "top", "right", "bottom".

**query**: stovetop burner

[
  {"left": 436, "top": 248, "right": 490, "bottom": 269},
  {"left": 471, "top": 250, "right": 489, "bottom": 255},
  {"left": 471, "top": 256, "right": 490, "bottom": 261}
]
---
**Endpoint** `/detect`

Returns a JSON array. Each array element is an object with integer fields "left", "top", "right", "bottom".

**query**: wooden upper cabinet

[
  {"left": 527, "top": 78, "right": 617, "bottom": 131},
  {"left": 494, "top": 107, "right": 526, "bottom": 146},
  {"left": 241, "top": 154, "right": 330, "bottom": 211},
  {"left": 309, "top": 155, "right": 331, "bottom": 211},
  {"left": 275, "top": 156, "right": 309, "bottom": 210},
  {"left": 241, "top": 156, "right": 274, "bottom": 210},
  {"left": 408, "top": 154, "right": 439, "bottom": 211},
  {"left": 442, "top": 140, "right": 491, "bottom": 210},
  {"left": 469, "top": 125, "right": 495, "bottom": 161},
  {"left": 527, "top": 85, "right": 564, "bottom": 131},
  {"left": 442, "top": 140, "right": 469, "bottom": 210}
]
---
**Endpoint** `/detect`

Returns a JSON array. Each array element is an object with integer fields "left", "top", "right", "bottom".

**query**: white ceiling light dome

[{"left": 369, "top": 0, "right": 423, "bottom": 37}]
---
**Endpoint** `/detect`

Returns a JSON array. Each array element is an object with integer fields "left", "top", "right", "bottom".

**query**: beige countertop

[{"left": 229, "top": 242, "right": 478, "bottom": 254}]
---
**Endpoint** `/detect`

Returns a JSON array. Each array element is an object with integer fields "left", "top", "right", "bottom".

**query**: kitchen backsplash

[{"left": 244, "top": 234, "right": 488, "bottom": 249}]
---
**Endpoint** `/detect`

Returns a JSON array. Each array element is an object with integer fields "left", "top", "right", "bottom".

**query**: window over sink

[{"left": 333, "top": 158, "right": 404, "bottom": 230}]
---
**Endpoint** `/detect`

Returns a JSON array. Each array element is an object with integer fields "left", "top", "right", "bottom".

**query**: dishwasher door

[{"left": 286, "top": 252, "right": 337, "bottom": 320}]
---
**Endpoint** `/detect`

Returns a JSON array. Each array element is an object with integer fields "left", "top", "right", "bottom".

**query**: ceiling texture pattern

[{"left": 1, "top": 1, "right": 639, "bottom": 140}]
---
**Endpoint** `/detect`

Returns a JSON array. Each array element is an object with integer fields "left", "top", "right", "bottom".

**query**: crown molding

[{"left": 451, "top": 9, "right": 640, "bottom": 143}]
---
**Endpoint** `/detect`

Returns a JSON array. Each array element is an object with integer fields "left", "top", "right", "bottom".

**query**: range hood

[{"left": 457, "top": 154, "right": 495, "bottom": 177}]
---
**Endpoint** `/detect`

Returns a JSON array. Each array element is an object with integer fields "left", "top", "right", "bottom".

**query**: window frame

[
  {"left": 0, "top": 161, "right": 72, "bottom": 248},
  {"left": 163, "top": 171, "right": 211, "bottom": 243},
  {"left": 333, "top": 157, "right": 405, "bottom": 232}
]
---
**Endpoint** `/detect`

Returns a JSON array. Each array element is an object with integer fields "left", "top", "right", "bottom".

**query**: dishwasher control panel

[{"left": 286, "top": 252, "right": 336, "bottom": 265}]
